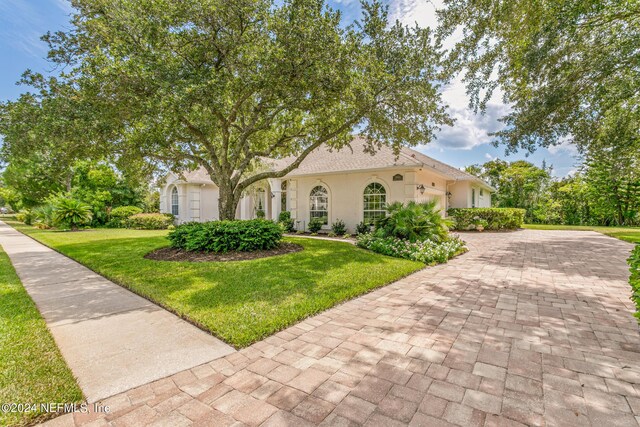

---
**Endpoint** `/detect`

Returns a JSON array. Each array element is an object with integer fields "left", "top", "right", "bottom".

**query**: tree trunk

[{"left": 218, "top": 185, "right": 240, "bottom": 221}]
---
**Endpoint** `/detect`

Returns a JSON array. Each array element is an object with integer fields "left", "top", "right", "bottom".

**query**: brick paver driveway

[{"left": 48, "top": 230, "right": 640, "bottom": 427}]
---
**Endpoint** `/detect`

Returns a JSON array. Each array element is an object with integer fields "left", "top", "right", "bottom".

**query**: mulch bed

[{"left": 144, "top": 242, "right": 303, "bottom": 262}]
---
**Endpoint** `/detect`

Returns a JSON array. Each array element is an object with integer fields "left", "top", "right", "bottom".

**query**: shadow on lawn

[{"left": 46, "top": 235, "right": 421, "bottom": 345}]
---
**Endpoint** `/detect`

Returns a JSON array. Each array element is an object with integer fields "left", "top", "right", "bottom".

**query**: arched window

[
  {"left": 309, "top": 185, "right": 328, "bottom": 225},
  {"left": 363, "top": 182, "right": 386, "bottom": 224},
  {"left": 171, "top": 187, "right": 179, "bottom": 216}
]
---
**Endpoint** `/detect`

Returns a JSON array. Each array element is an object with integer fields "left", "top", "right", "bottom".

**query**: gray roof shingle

[{"left": 176, "top": 136, "right": 494, "bottom": 190}]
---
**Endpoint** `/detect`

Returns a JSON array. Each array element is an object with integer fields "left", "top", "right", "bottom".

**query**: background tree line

[{"left": 467, "top": 142, "right": 640, "bottom": 226}]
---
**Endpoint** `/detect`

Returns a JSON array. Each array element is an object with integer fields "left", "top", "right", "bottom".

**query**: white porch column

[
  {"left": 239, "top": 194, "right": 252, "bottom": 220},
  {"left": 268, "top": 178, "right": 282, "bottom": 221}
]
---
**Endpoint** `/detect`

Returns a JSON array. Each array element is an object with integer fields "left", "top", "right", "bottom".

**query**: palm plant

[
  {"left": 375, "top": 200, "right": 451, "bottom": 242},
  {"left": 53, "top": 198, "right": 93, "bottom": 230},
  {"left": 33, "top": 204, "right": 55, "bottom": 229}
]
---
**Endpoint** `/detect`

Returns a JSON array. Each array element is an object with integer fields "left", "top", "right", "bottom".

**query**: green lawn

[
  {"left": 7, "top": 220, "right": 422, "bottom": 348},
  {"left": 523, "top": 223, "right": 640, "bottom": 243},
  {"left": 0, "top": 247, "right": 82, "bottom": 427}
]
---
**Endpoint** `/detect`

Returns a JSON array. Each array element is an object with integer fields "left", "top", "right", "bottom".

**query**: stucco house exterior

[{"left": 160, "top": 136, "right": 494, "bottom": 232}]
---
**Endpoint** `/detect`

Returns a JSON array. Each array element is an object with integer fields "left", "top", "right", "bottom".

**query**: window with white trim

[
  {"left": 171, "top": 187, "right": 179, "bottom": 216},
  {"left": 363, "top": 182, "right": 386, "bottom": 224},
  {"left": 309, "top": 185, "right": 328, "bottom": 224}
]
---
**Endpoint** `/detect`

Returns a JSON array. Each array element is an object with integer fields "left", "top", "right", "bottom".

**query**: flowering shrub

[{"left": 356, "top": 233, "right": 466, "bottom": 264}]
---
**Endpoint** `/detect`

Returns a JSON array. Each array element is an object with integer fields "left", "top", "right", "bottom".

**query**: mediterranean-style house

[{"left": 159, "top": 136, "right": 494, "bottom": 232}]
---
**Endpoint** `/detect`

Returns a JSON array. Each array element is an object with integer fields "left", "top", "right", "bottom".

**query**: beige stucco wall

[
  {"left": 161, "top": 181, "right": 220, "bottom": 223},
  {"left": 447, "top": 181, "right": 492, "bottom": 210},
  {"left": 286, "top": 168, "right": 449, "bottom": 233},
  {"left": 160, "top": 169, "right": 492, "bottom": 227}
]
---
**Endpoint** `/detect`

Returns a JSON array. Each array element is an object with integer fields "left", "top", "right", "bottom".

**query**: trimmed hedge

[
  {"left": 168, "top": 219, "right": 282, "bottom": 252},
  {"left": 629, "top": 246, "right": 640, "bottom": 321},
  {"left": 448, "top": 208, "right": 525, "bottom": 230},
  {"left": 125, "top": 213, "right": 174, "bottom": 230}
]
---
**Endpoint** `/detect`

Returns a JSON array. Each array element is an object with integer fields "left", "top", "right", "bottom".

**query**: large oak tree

[
  {"left": 7, "top": 0, "right": 451, "bottom": 220},
  {"left": 438, "top": 0, "right": 640, "bottom": 153}
]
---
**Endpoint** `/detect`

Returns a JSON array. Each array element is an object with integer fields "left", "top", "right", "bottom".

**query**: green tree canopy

[
  {"left": 438, "top": 0, "right": 640, "bottom": 153},
  {"left": 465, "top": 159, "right": 551, "bottom": 221},
  {"left": 9, "top": 0, "right": 452, "bottom": 219}
]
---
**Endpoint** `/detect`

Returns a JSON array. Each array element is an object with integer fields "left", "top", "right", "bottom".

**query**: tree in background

[
  {"left": 11, "top": 0, "right": 451, "bottom": 220},
  {"left": 538, "top": 175, "right": 591, "bottom": 225},
  {"left": 467, "top": 151, "right": 640, "bottom": 226},
  {"left": 438, "top": 0, "right": 640, "bottom": 154},
  {"left": 582, "top": 108, "right": 640, "bottom": 225},
  {"left": 465, "top": 160, "right": 551, "bottom": 222}
]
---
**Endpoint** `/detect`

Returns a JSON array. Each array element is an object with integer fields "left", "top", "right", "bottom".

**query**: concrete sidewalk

[{"left": 0, "top": 221, "right": 234, "bottom": 402}]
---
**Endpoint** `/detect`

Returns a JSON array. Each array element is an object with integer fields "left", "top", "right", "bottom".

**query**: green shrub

[
  {"left": 357, "top": 233, "right": 466, "bottom": 264},
  {"left": 355, "top": 221, "right": 371, "bottom": 235},
  {"left": 308, "top": 217, "right": 324, "bottom": 233},
  {"left": 331, "top": 219, "right": 347, "bottom": 235},
  {"left": 375, "top": 200, "right": 450, "bottom": 242},
  {"left": 448, "top": 208, "right": 525, "bottom": 230},
  {"left": 15, "top": 209, "right": 34, "bottom": 226},
  {"left": 168, "top": 219, "right": 282, "bottom": 252},
  {"left": 108, "top": 206, "right": 143, "bottom": 227},
  {"left": 278, "top": 211, "right": 295, "bottom": 232},
  {"left": 125, "top": 213, "right": 174, "bottom": 230},
  {"left": 256, "top": 209, "right": 265, "bottom": 219},
  {"left": 33, "top": 204, "right": 55, "bottom": 229},
  {"left": 629, "top": 246, "right": 640, "bottom": 321},
  {"left": 111, "top": 205, "right": 143, "bottom": 220},
  {"left": 53, "top": 198, "right": 93, "bottom": 230}
]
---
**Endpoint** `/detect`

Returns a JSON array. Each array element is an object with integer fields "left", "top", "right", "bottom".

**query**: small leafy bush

[
  {"left": 448, "top": 208, "right": 525, "bottom": 230},
  {"left": 256, "top": 209, "right": 265, "bottom": 219},
  {"left": 308, "top": 217, "right": 324, "bottom": 233},
  {"left": 375, "top": 200, "right": 450, "bottom": 242},
  {"left": 278, "top": 211, "right": 295, "bottom": 232},
  {"left": 355, "top": 221, "right": 371, "bottom": 235},
  {"left": 331, "top": 219, "right": 347, "bottom": 235},
  {"left": 629, "top": 246, "right": 640, "bottom": 321},
  {"left": 168, "top": 219, "right": 282, "bottom": 252},
  {"left": 53, "top": 198, "right": 93, "bottom": 230},
  {"left": 108, "top": 205, "right": 143, "bottom": 227},
  {"left": 33, "top": 204, "right": 55, "bottom": 229},
  {"left": 111, "top": 205, "right": 143, "bottom": 220},
  {"left": 16, "top": 209, "right": 34, "bottom": 225},
  {"left": 357, "top": 233, "right": 466, "bottom": 265},
  {"left": 125, "top": 213, "right": 174, "bottom": 230}
]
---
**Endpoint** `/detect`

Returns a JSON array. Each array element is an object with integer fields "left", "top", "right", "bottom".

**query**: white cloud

[
  {"left": 547, "top": 138, "right": 579, "bottom": 156},
  {"left": 484, "top": 153, "right": 493, "bottom": 160},
  {"left": 388, "top": 0, "right": 510, "bottom": 151},
  {"left": 53, "top": 0, "right": 74, "bottom": 14}
]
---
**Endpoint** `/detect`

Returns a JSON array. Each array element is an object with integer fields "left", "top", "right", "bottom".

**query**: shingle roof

[
  {"left": 267, "top": 136, "right": 493, "bottom": 188},
  {"left": 169, "top": 168, "right": 215, "bottom": 184},
  {"left": 175, "top": 136, "right": 494, "bottom": 190}
]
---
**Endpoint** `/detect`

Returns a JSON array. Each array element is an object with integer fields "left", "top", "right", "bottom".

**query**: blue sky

[{"left": 0, "top": 0, "right": 581, "bottom": 176}]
